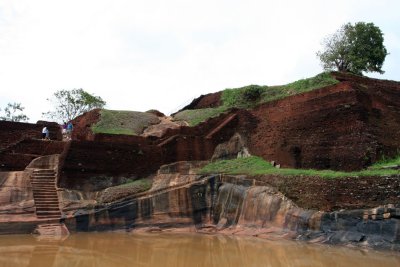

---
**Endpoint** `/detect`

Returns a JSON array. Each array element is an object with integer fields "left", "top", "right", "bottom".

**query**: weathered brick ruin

[{"left": 0, "top": 72, "right": 400, "bottom": 250}]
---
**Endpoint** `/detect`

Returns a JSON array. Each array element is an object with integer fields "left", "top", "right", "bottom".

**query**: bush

[{"left": 243, "top": 85, "right": 264, "bottom": 102}]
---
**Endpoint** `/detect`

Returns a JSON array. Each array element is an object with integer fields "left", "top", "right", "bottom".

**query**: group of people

[{"left": 41, "top": 121, "right": 73, "bottom": 141}]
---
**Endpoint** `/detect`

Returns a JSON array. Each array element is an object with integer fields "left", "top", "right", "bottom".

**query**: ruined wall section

[
  {"left": 0, "top": 121, "right": 41, "bottom": 151},
  {"left": 59, "top": 141, "right": 163, "bottom": 190},
  {"left": 0, "top": 139, "right": 65, "bottom": 171},
  {"left": 246, "top": 76, "right": 400, "bottom": 171},
  {"left": 59, "top": 112, "right": 240, "bottom": 190},
  {"left": 0, "top": 121, "right": 64, "bottom": 171}
]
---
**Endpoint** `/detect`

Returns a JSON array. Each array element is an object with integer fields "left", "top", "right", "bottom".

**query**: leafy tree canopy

[
  {"left": 43, "top": 89, "right": 106, "bottom": 122},
  {"left": 317, "top": 22, "right": 388, "bottom": 75},
  {"left": 0, "top": 102, "right": 29, "bottom": 122}
]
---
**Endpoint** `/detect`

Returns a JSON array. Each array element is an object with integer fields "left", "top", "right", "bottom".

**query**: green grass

[
  {"left": 368, "top": 154, "right": 400, "bottom": 169},
  {"left": 199, "top": 156, "right": 400, "bottom": 179},
  {"left": 260, "top": 72, "right": 339, "bottom": 103},
  {"left": 173, "top": 72, "right": 339, "bottom": 126},
  {"left": 172, "top": 106, "right": 228, "bottom": 127},
  {"left": 92, "top": 109, "right": 160, "bottom": 135},
  {"left": 113, "top": 178, "right": 152, "bottom": 189}
]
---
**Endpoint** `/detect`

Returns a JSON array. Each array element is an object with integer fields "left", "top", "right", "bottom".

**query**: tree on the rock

[
  {"left": 43, "top": 89, "right": 106, "bottom": 122},
  {"left": 317, "top": 22, "right": 388, "bottom": 75},
  {"left": 0, "top": 102, "right": 29, "bottom": 122}
]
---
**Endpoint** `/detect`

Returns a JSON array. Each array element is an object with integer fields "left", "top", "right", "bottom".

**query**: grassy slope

[
  {"left": 173, "top": 72, "right": 339, "bottom": 126},
  {"left": 92, "top": 109, "right": 160, "bottom": 135},
  {"left": 200, "top": 156, "right": 400, "bottom": 179}
]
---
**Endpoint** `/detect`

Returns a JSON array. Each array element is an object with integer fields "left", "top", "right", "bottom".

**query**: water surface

[{"left": 0, "top": 232, "right": 399, "bottom": 267}]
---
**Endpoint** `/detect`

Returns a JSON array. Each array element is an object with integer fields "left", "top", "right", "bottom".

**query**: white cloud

[{"left": 0, "top": 0, "right": 399, "bottom": 122}]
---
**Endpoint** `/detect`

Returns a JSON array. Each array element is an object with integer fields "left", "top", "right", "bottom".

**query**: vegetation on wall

[
  {"left": 92, "top": 109, "right": 160, "bottom": 135},
  {"left": 173, "top": 72, "right": 339, "bottom": 126},
  {"left": 200, "top": 156, "right": 400, "bottom": 179}
]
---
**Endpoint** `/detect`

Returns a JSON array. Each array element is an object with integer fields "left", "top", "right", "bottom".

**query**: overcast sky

[{"left": 0, "top": 0, "right": 399, "bottom": 122}]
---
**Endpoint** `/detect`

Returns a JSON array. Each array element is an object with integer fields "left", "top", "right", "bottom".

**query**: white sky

[{"left": 0, "top": 0, "right": 399, "bottom": 122}]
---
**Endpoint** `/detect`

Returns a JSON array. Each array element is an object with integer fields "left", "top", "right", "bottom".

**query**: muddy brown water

[{"left": 0, "top": 232, "right": 399, "bottom": 267}]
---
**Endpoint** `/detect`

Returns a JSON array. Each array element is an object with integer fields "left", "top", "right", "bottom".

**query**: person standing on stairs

[{"left": 66, "top": 122, "right": 73, "bottom": 140}]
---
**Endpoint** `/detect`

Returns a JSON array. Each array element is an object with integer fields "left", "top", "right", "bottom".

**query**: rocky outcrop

[
  {"left": 54, "top": 163, "right": 400, "bottom": 251},
  {"left": 0, "top": 171, "right": 35, "bottom": 220},
  {"left": 141, "top": 116, "right": 187, "bottom": 138},
  {"left": 211, "top": 133, "right": 250, "bottom": 161},
  {"left": 0, "top": 158, "right": 399, "bottom": 250}
]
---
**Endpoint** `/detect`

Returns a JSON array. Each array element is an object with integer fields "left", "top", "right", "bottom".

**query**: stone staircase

[{"left": 31, "top": 169, "right": 62, "bottom": 219}]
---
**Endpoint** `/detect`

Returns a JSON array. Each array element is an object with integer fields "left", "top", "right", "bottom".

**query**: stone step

[
  {"left": 34, "top": 196, "right": 58, "bottom": 203},
  {"left": 33, "top": 193, "right": 58, "bottom": 198},
  {"left": 36, "top": 206, "right": 60, "bottom": 209},
  {"left": 36, "top": 208, "right": 61, "bottom": 212},
  {"left": 36, "top": 205, "right": 60, "bottom": 209},
  {"left": 36, "top": 209, "right": 61, "bottom": 213},
  {"left": 35, "top": 203, "right": 59, "bottom": 207},
  {"left": 35, "top": 201, "right": 58, "bottom": 207},
  {"left": 32, "top": 190, "right": 57, "bottom": 193},
  {"left": 36, "top": 213, "right": 61, "bottom": 216},
  {"left": 36, "top": 210, "right": 61, "bottom": 215},
  {"left": 35, "top": 202, "right": 59, "bottom": 206},
  {"left": 37, "top": 223, "right": 63, "bottom": 227},
  {"left": 33, "top": 170, "right": 55, "bottom": 173},
  {"left": 32, "top": 188, "right": 57, "bottom": 192},
  {"left": 33, "top": 172, "right": 55, "bottom": 176},
  {"left": 32, "top": 172, "right": 55, "bottom": 175},
  {"left": 34, "top": 197, "right": 59, "bottom": 201},
  {"left": 31, "top": 184, "right": 55, "bottom": 187},
  {"left": 33, "top": 194, "right": 58, "bottom": 197},
  {"left": 31, "top": 182, "right": 56, "bottom": 185},
  {"left": 36, "top": 215, "right": 61, "bottom": 219},
  {"left": 33, "top": 200, "right": 59, "bottom": 204},
  {"left": 32, "top": 187, "right": 57, "bottom": 191}
]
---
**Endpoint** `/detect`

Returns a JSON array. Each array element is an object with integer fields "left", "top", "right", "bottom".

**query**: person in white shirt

[{"left": 42, "top": 127, "right": 49, "bottom": 140}]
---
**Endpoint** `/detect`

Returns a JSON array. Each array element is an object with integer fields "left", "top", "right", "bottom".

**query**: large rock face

[
  {"left": 245, "top": 72, "right": 400, "bottom": 171},
  {"left": 57, "top": 166, "right": 400, "bottom": 250},
  {"left": 0, "top": 171, "right": 36, "bottom": 225}
]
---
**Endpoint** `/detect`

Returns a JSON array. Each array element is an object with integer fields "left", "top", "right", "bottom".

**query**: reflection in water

[{"left": 0, "top": 232, "right": 399, "bottom": 267}]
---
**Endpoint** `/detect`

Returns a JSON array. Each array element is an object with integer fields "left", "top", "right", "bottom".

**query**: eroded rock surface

[{"left": 55, "top": 163, "right": 400, "bottom": 251}]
